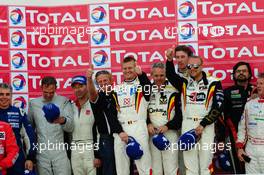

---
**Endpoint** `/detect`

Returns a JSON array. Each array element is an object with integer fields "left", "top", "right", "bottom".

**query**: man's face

[
  {"left": 122, "top": 61, "right": 137, "bottom": 81},
  {"left": 41, "top": 84, "right": 56, "bottom": 102},
  {"left": 234, "top": 65, "right": 250, "bottom": 82},
  {"left": 175, "top": 51, "right": 189, "bottom": 70},
  {"left": 187, "top": 58, "right": 202, "bottom": 79},
  {"left": 96, "top": 74, "right": 112, "bottom": 92},
  {"left": 152, "top": 68, "right": 166, "bottom": 87},
  {"left": 0, "top": 88, "right": 11, "bottom": 109},
  {"left": 72, "top": 84, "right": 88, "bottom": 100},
  {"left": 257, "top": 77, "right": 264, "bottom": 98}
]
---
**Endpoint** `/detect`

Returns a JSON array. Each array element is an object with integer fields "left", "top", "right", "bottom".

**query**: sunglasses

[{"left": 187, "top": 64, "right": 200, "bottom": 69}]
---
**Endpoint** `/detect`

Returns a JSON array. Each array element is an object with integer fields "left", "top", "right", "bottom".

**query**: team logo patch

[
  {"left": 159, "top": 96, "right": 167, "bottom": 105},
  {"left": 123, "top": 98, "right": 131, "bottom": 106}
]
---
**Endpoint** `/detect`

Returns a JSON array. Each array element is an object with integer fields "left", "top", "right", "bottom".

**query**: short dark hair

[
  {"left": 95, "top": 70, "right": 111, "bottom": 80},
  {"left": 175, "top": 45, "right": 193, "bottom": 57},
  {"left": 123, "top": 56, "right": 136, "bottom": 63},
  {"left": 232, "top": 61, "right": 252, "bottom": 81},
  {"left": 0, "top": 83, "right": 12, "bottom": 93},
  {"left": 41, "top": 76, "right": 57, "bottom": 87}
]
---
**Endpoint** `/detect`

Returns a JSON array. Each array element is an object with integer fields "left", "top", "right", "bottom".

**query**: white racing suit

[
  {"left": 114, "top": 73, "right": 152, "bottom": 175},
  {"left": 166, "top": 60, "right": 224, "bottom": 175},
  {"left": 71, "top": 100, "right": 97, "bottom": 175},
  {"left": 28, "top": 95, "right": 74, "bottom": 175},
  {"left": 148, "top": 81, "right": 181, "bottom": 175},
  {"left": 236, "top": 98, "right": 264, "bottom": 174}
]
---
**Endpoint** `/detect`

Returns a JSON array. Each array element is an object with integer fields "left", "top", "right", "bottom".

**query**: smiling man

[
  {"left": 0, "top": 83, "right": 35, "bottom": 175},
  {"left": 114, "top": 56, "right": 152, "bottom": 175},
  {"left": 166, "top": 55, "right": 224, "bottom": 175}
]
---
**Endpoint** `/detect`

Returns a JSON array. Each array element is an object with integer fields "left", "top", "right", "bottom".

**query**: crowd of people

[{"left": 0, "top": 45, "right": 263, "bottom": 175}]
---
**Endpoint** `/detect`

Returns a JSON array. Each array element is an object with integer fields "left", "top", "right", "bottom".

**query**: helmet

[
  {"left": 126, "top": 136, "right": 144, "bottom": 160},
  {"left": 152, "top": 133, "right": 170, "bottom": 151},
  {"left": 42, "top": 103, "right": 60, "bottom": 123},
  {"left": 178, "top": 129, "right": 200, "bottom": 151}
]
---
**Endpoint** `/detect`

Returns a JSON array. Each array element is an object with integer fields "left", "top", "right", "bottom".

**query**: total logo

[
  {"left": 13, "top": 95, "right": 27, "bottom": 109},
  {"left": 91, "top": 48, "right": 111, "bottom": 68},
  {"left": 91, "top": 26, "right": 110, "bottom": 46},
  {"left": 90, "top": 4, "right": 109, "bottom": 25},
  {"left": 9, "top": 7, "right": 26, "bottom": 26},
  {"left": 9, "top": 29, "right": 27, "bottom": 48},
  {"left": 178, "top": 21, "right": 197, "bottom": 42},
  {"left": 10, "top": 51, "right": 27, "bottom": 70},
  {"left": 178, "top": 0, "right": 196, "bottom": 19},
  {"left": 11, "top": 73, "right": 28, "bottom": 92}
]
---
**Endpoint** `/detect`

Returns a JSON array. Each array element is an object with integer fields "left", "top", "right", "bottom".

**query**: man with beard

[{"left": 223, "top": 62, "right": 255, "bottom": 174}]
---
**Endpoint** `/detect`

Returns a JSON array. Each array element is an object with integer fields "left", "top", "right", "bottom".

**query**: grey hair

[
  {"left": 151, "top": 62, "right": 166, "bottom": 70},
  {"left": 0, "top": 83, "right": 13, "bottom": 93},
  {"left": 258, "top": 72, "right": 264, "bottom": 79}
]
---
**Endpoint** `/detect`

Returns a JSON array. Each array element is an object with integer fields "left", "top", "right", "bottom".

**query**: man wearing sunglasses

[{"left": 166, "top": 55, "right": 224, "bottom": 175}]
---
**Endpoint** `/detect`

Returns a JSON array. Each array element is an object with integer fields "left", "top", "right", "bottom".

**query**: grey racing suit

[{"left": 28, "top": 95, "right": 74, "bottom": 175}]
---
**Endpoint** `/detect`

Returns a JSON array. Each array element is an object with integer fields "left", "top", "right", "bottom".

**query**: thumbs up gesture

[{"left": 86, "top": 64, "right": 94, "bottom": 79}]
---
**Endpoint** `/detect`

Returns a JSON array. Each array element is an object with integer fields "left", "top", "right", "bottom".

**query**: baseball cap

[{"left": 71, "top": 75, "right": 87, "bottom": 86}]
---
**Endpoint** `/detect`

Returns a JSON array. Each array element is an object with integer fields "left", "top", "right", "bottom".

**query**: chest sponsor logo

[
  {"left": 231, "top": 94, "right": 241, "bottom": 99},
  {"left": 188, "top": 92, "right": 206, "bottom": 102},
  {"left": 123, "top": 98, "right": 131, "bottom": 106},
  {"left": 199, "top": 85, "right": 207, "bottom": 90}
]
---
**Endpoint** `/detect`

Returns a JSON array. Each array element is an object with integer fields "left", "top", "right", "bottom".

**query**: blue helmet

[
  {"left": 178, "top": 129, "right": 200, "bottom": 151},
  {"left": 126, "top": 136, "right": 143, "bottom": 160},
  {"left": 24, "top": 170, "right": 37, "bottom": 175},
  {"left": 219, "top": 151, "right": 232, "bottom": 171},
  {"left": 42, "top": 103, "right": 60, "bottom": 123},
  {"left": 152, "top": 133, "right": 170, "bottom": 151}
]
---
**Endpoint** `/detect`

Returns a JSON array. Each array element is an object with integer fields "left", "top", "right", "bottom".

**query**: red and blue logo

[
  {"left": 13, "top": 96, "right": 27, "bottom": 109},
  {"left": 10, "top": 8, "right": 24, "bottom": 25},
  {"left": 180, "top": 23, "right": 195, "bottom": 40},
  {"left": 11, "top": 52, "right": 25, "bottom": 69},
  {"left": 91, "top": 6, "right": 107, "bottom": 23},
  {"left": 179, "top": 1, "right": 194, "bottom": 18},
  {"left": 11, "top": 30, "right": 25, "bottom": 47},
  {"left": 93, "top": 50, "right": 108, "bottom": 66},
  {"left": 12, "top": 74, "right": 26, "bottom": 91},
  {"left": 92, "top": 28, "right": 107, "bottom": 45}
]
